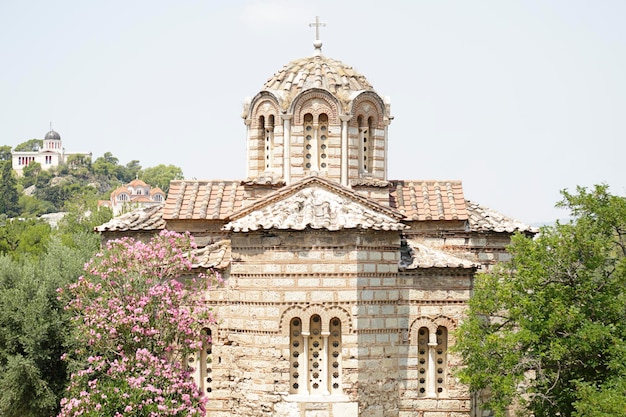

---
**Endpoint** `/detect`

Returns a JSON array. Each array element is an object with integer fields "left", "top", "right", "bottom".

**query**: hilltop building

[
  {"left": 99, "top": 178, "right": 166, "bottom": 216},
  {"left": 97, "top": 24, "right": 533, "bottom": 417},
  {"left": 11, "top": 128, "right": 92, "bottom": 175}
]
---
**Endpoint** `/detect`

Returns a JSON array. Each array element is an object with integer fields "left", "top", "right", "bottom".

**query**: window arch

[{"left": 289, "top": 315, "right": 343, "bottom": 396}]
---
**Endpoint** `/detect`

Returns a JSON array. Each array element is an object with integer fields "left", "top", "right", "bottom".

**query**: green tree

[
  {"left": 0, "top": 145, "right": 12, "bottom": 161},
  {"left": 0, "top": 162, "right": 20, "bottom": 217},
  {"left": 140, "top": 164, "right": 183, "bottom": 193},
  {"left": 0, "top": 237, "right": 99, "bottom": 417},
  {"left": 92, "top": 152, "right": 120, "bottom": 178},
  {"left": 0, "top": 218, "right": 51, "bottom": 261},
  {"left": 454, "top": 184, "right": 626, "bottom": 417},
  {"left": 13, "top": 139, "right": 43, "bottom": 152}
]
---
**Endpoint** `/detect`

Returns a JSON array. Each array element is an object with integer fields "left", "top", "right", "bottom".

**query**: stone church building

[{"left": 97, "top": 31, "right": 533, "bottom": 417}]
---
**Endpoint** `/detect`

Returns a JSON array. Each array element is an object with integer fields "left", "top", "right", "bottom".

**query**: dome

[
  {"left": 263, "top": 54, "right": 373, "bottom": 99},
  {"left": 44, "top": 129, "right": 61, "bottom": 140}
]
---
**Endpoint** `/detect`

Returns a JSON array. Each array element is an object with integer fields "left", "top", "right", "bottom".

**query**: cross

[{"left": 309, "top": 16, "right": 326, "bottom": 42}]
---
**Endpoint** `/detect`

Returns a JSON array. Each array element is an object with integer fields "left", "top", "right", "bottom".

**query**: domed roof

[
  {"left": 44, "top": 129, "right": 61, "bottom": 140},
  {"left": 263, "top": 54, "right": 373, "bottom": 98}
]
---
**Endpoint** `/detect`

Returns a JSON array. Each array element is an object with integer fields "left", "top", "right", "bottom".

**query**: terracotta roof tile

[
  {"left": 466, "top": 200, "right": 536, "bottom": 233},
  {"left": 190, "top": 240, "right": 231, "bottom": 270},
  {"left": 94, "top": 204, "right": 165, "bottom": 233},
  {"left": 399, "top": 239, "right": 478, "bottom": 269},
  {"left": 164, "top": 180, "right": 246, "bottom": 220},
  {"left": 389, "top": 180, "right": 468, "bottom": 221}
]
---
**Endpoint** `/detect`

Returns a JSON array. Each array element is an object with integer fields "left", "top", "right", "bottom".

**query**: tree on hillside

[
  {"left": 140, "top": 164, "right": 183, "bottom": 193},
  {"left": 14, "top": 139, "right": 43, "bottom": 152},
  {"left": 57, "top": 231, "right": 218, "bottom": 417},
  {"left": 454, "top": 184, "right": 626, "bottom": 417},
  {"left": 0, "top": 145, "right": 12, "bottom": 161},
  {"left": 0, "top": 162, "right": 20, "bottom": 218}
]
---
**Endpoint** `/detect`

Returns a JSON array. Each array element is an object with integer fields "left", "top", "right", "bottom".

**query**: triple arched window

[
  {"left": 415, "top": 324, "right": 449, "bottom": 397},
  {"left": 289, "top": 315, "right": 342, "bottom": 396},
  {"left": 303, "top": 113, "right": 329, "bottom": 172}
]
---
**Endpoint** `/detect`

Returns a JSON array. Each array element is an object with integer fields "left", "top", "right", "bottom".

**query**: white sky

[{"left": 2, "top": 0, "right": 625, "bottom": 225}]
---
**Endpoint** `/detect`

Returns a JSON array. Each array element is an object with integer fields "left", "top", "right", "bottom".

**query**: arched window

[
  {"left": 366, "top": 116, "right": 374, "bottom": 173},
  {"left": 289, "top": 315, "right": 343, "bottom": 396},
  {"left": 304, "top": 113, "right": 314, "bottom": 171},
  {"left": 357, "top": 115, "right": 369, "bottom": 173},
  {"left": 153, "top": 194, "right": 163, "bottom": 202},
  {"left": 266, "top": 115, "right": 274, "bottom": 170},
  {"left": 318, "top": 114, "right": 328, "bottom": 171},
  {"left": 117, "top": 193, "right": 129, "bottom": 202},
  {"left": 416, "top": 325, "right": 448, "bottom": 397}
]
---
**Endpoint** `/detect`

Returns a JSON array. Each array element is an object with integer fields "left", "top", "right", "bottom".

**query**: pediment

[{"left": 225, "top": 177, "right": 405, "bottom": 232}]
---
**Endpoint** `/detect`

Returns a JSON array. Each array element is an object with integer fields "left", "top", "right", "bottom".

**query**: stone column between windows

[
  {"left": 312, "top": 122, "right": 320, "bottom": 172},
  {"left": 383, "top": 119, "right": 390, "bottom": 181},
  {"left": 282, "top": 114, "right": 292, "bottom": 185},
  {"left": 244, "top": 119, "right": 252, "bottom": 179},
  {"left": 427, "top": 335, "right": 437, "bottom": 397},
  {"left": 322, "top": 331, "right": 331, "bottom": 395},
  {"left": 340, "top": 115, "right": 351, "bottom": 187},
  {"left": 300, "top": 331, "right": 310, "bottom": 395}
]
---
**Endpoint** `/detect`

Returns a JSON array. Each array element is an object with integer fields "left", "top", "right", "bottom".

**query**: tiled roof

[
  {"left": 399, "top": 239, "right": 478, "bottom": 269},
  {"left": 94, "top": 204, "right": 165, "bottom": 232},
  {"left": 164, "top": 180, "right": 246, "bottom": 220},
  {"left": 191, "top": 240, "right": 230, "bottom": 270},
  {"left": 226, "top": 176, "right": 405, "bottom": 232},
  {"left": 466, "top": 200, "right": 536, "bottom": 233},
  {"left": 241, "top": 176, "right": 286, "bottom": 186},
  {"left": 264, "top": 55, "right": 373, "bottom": 98},
  {"left": 389, "top": 180, "right": 468, "bottom": 221},
  {"left": 351, "top": 178, "right": 391, "bottom": 187}
]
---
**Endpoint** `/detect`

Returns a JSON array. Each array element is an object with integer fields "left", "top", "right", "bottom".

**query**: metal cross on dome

[{"left": 309, "top": 16, "right": 326, "bottom": 54}]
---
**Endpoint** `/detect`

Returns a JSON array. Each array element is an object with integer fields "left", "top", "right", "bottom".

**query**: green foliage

[
  {"left": 0, "top": 162, "right": 20, "bottom": 217},
  {"left": 14, "top": 139, "right": 43, "bottom": 152},
  {"left": 0, "top": 145, "right": 12, "bottom": 161},
  {"left": 140, "top": 164, "right": 183, "bottom": 193},
  {"left": 454, "top": 184, "right": 626, "bottom": 417},
  {"left": 0, "top": 235, "right": 98, "bottom": 417},
  {"left": 0, "top": 218, "right": 52, "bottom": 261}
]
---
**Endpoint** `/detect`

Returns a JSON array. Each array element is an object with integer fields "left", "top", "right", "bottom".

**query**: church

[{"left": 97, "top": 22, "right": 533, "bottom": 417}]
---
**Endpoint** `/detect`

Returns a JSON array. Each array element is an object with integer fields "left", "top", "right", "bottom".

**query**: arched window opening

[
  {"left": 435, "top": 326, "right": 448, "bottom": 395},
  {"left": 290, "top": 318, "right": 304, "bottom": 394},
  {"left": 308, "top": 315, "right": 325, "bottom": 394},
  {"left": 153, "top": 194, "right": 163, "bottom": 202},
  {"left": 367, "top": 116, "right": 374, "bottom": 173},
  {"left": 357, "top": 115, "right": 369, "bottom": 173},
  {"left": 304, "top": 114, "right": 314, "bottom": 171},
  {"left": 318, "top": 114, "right": 329, "bottom": 171},
  {"left": 328, "top": 317, "right": 342, "bottom": 395},
  {"left": 417, "top": 327, "right": 429, "bottom": 397},
  {"left": 266, "top": 115, "right": 275, "bottom": 170},
  {"left": 191, "top": 328, "right": 213, "bottom": 395}
]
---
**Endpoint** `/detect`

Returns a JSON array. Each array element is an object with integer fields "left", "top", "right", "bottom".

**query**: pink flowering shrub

[{"left": 57, "top": 230, "right": 220, "bottom": 417}]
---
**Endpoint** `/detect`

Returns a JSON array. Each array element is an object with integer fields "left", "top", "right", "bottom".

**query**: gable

[{"left": 225, "top": 178, "right": 406, "bottom": 232}]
